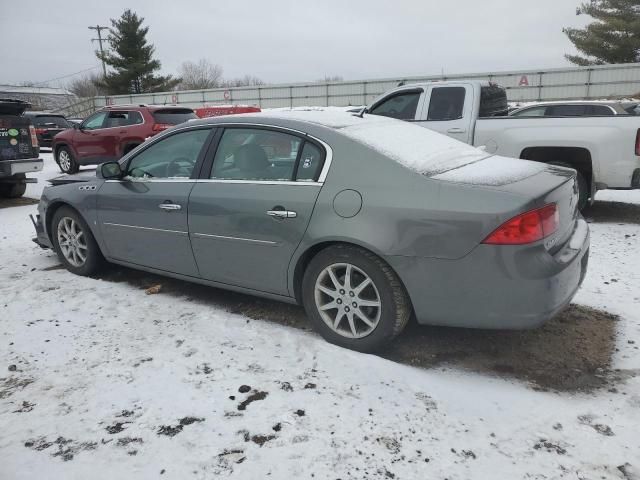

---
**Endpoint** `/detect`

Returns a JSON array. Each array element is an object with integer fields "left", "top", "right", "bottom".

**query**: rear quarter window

[
  {"left": 479, "top": 86, "right": 508, "bottom": 117},
  {"left": 152, "top": 109, "right": 197, "bottom": 125}
]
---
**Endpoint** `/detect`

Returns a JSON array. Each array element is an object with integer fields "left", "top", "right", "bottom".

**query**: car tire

[
  {"left": 56, "top": 147, "right": 79, "bottom": 174},
  {"left": 548, "top": 161, "right": 589, "bottom": 211},
  {"left": 51, "top": 206, "right": 105, "bottom": 276},
  {"left": 302, "top": 244, "right": 411, "bottom": 353},
  {"left": 0, "top": 174, "right": 26, "bottom": 198}
]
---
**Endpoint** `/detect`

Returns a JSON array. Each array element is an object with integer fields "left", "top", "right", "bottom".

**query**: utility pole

[{"left": 89, "top": 25, "right": 109, "bottom": 77}]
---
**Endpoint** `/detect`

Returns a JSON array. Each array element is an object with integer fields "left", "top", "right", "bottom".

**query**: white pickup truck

[{"left": 366, "top": 81, "right": 640, "bottom": 208}]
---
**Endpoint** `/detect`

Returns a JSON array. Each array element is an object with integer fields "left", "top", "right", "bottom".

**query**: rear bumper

[
  {"left": 0, "top": 158, "right": 43, "bottom": 177},
  {"left": 388, "top": 218, "right": 590, "bottom": 330}
]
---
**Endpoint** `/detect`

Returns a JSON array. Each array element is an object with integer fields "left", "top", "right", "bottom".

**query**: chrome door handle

[
  {"left": 447, "top": 127, "right": 466, "bottom": 134},
  {"left": 159, "top": 203, "right": 182, "bottom": 211},
  {"left": 267, "top": 210, "right": 297, "bottom": 219}
]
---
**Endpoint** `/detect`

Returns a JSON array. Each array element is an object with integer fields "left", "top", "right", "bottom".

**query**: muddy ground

[{"left": 92, "top": 264, "right": 622, "bottom": 394}]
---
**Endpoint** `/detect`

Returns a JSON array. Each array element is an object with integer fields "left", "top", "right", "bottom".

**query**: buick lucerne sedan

[{"left": 32, "top": 111, "right": 590, "bottom": 352}]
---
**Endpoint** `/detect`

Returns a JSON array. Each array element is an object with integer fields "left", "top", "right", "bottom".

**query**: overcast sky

[{"left": 0, "top": 0, "right": 589, "bottom": 88}]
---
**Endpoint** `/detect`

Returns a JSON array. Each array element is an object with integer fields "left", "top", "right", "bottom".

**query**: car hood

[{"left": 48, "top": 172, "right": 96, "bottom": 186}]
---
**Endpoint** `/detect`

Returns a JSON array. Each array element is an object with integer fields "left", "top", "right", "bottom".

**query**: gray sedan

[{"left": 33, "top": 111, "right": 590, "bottom": 352}]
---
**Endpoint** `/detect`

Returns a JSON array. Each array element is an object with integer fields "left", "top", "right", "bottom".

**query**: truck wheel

[
  {"left": 301, "top": 244, "right": 411, "bottom": 353},
  {"left": 548, "top": 162, "right": 589, "bottom": 211},
  {"left": 56, "top": 147, "right": 79, "bottom": 174},
  {"left": 0, "top": 174, "right": 27, "bottom": 198},
  {"left": 51, "top": 206, "right": 104, "bottom": 276}
]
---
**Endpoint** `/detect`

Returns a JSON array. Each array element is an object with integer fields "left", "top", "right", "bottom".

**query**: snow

[
  {"left": 432, "top": 154, "right": 546, "bottom": 186},
  {"left": 1, "top": 153, "right": 640, "bottom": 479},
  {"left": 252, "top": 109, "right": 490, "bottom": 176}
]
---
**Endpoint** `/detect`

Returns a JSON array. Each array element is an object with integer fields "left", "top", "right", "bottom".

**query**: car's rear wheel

[
  {"left": 51, "top": 206, "right": 104, "bottom": 276},
  {"left": 302, "top": 245, "right": 411, "bottom": 352},
  {"left": 0, "top": 174, "right": 26, "bottom": 198},
  {"left": 56, "top": 147, "right": 79, "bottom": 174}
]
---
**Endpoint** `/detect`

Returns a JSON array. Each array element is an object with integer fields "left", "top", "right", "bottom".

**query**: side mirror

[
  {"left": 99, "top": 161, "right": 123, "bottom": 179},
  {"left": 72, "top": 123, "right": 79, "bottom": 130}
]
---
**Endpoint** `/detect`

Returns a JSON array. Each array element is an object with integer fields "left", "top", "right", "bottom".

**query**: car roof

[
  {"left": 23, "top": 111, "right": 66, "bottom": 116},
  {"left": 101, "top": 104, "right": 194, "bottom": 112}
]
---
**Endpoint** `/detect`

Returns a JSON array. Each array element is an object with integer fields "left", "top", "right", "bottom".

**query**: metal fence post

[{"left": 586, "top": 68, "right": 593, "bottom": 98}]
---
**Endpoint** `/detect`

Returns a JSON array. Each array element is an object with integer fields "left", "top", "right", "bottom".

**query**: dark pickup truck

[{"left": 0, "top": 99, "right": 43, "bottom": 198}]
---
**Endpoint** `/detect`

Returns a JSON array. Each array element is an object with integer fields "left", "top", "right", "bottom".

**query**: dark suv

[
  {"left": 22, "top": 112, "right": 72, "bottom": 148},
  {"left": 52, "top": 104, "right": 197, "bottom": 173},
  {"left": 0, "top": 99, "right": 42, "bottom": 198}
]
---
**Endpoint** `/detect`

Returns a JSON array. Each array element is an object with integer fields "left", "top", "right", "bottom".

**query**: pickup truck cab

[
  {"left": 0, "top": 99, "right": 42, "bottom": 198},
  {"left": 368, "top": 81, "right": 640, "bottom": 208}
]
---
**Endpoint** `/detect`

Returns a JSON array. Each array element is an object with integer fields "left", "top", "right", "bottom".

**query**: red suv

[{"left": 52, "top": 104, "right": 197, "bottom": 173}]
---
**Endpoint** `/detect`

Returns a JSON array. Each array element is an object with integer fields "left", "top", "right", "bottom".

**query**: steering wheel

[{"left": 166, "top": 157, "right": 194, "bottom": 177}]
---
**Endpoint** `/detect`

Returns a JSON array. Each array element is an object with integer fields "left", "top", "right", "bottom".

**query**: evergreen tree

[
  {"left": 96, "top": 10, "right": 179, "bottom": 94},
  {"left": 563, "top": 1, "right": 640, "bottom": 65}
]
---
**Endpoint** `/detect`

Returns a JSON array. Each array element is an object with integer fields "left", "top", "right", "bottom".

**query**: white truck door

[{"left": 416, "top": 84, "right": 474, "bottom": 144}]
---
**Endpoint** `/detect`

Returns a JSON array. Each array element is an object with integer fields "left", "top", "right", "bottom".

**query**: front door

[
  {"left": 96, "top": 127, "right": 213, "bottom": 276},
  {"left": 74, "top": 111, "right": 109, "bottom": 162},
  {"left": 189, "top": 127, "right": 327, "bottom": 295}
]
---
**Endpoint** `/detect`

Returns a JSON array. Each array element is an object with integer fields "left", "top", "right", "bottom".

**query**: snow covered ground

[{"left": 1, "top": 153, "right": 639, "bottom": 479}]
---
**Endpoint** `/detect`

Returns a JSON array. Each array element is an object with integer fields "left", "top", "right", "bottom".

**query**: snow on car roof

[{"left": 249, "top": 108, "right": 490, "bottom": 176}]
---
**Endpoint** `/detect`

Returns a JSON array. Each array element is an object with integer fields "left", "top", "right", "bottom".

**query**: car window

[
  {"left": 211, "top": 128, "right": 302, "bottom": 181},
  {"left": 125, "top": 128, "right": 211, "bottom": 179},
  {"left": 369, "top": 91, "right": 421, "bottom": 120},
  {"left": 152, "top": 109, "right": 197, "bottom": 125},
  {"left": 546, "top": 105, "right": 587, "bottom": 116},
  {"left": 296, "top": 142, "right": 325, "bottom": 181},
  {"left": 511, "top": 106, "right": 547, "bottom": 117},
  {"left": 588, "top": 105, "right": 614, "bottom": 116},
  {"left": 33, "top": 116, "right": 71, "bottom": 128},
  {"left": 82, "top": 112, "right": 107, "bottom": 130},
  {"left": 427, "top": 87, "right": 465, "bottom": 121},
  {"left": 105, "top": 111, "right": 144, "bottom": 128}
]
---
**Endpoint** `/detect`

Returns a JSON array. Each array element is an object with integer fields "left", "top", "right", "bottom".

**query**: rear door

[
  {"left": 96, "top": 127, "right": 214, "bottom": 276},
  {"left": 416, "top": 84, "right": 474, "bottom": 144},
  {"left": 188, "top": 126, "right": 327, "bottom": 295}
]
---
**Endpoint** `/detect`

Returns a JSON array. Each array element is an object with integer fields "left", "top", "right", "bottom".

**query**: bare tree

[
  {"left": 67, "top": 73, "right": 105, "bottom": 97},
  {"left": 178, "top": 59, "right": 224, "bottom": 90},
  {"left": 318, "top": 75, "right": 344, "bottom": 82},
  {"left": 221, "top": 74, "right": 265, "bottom": 88}
]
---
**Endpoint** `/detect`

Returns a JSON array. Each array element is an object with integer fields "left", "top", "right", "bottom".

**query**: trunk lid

[{"left": 433, "top": 155, "right": 579, "bottom": 253}]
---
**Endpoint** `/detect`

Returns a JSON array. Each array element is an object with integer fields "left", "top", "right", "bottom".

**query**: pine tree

[
  {"left": 563, "top": 1, "right": 640, "bottom": 65},
  {"left": 96, "top": 10, "right": 180, "bottom": 94}
]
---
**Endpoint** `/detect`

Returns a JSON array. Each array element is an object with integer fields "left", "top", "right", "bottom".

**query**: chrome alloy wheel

[
  {"left": 58, "top": 150, "right": 71, "bottom": 171},
  {"left": 57, "top": 217, "right": 87, "bottom": 267},
  {"left": 314, "top": 263, "right": 382, "bottom": 339}
]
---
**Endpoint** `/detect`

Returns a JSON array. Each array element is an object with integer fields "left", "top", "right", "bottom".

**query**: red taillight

[
  {"left": 35, "top": 128, "right": 46, "bottom": 135},
  {"left": 29, "top": 125, "right": 39, "bottom": 148},
  {"left": 635, "top": 129, "right": 640, "bottom": 156},
  {"left": 152, "top": 123, "right": 172, "bottom": 133},
  {"left": 482, "top": 204, "right": 558, "bottom": 245}
]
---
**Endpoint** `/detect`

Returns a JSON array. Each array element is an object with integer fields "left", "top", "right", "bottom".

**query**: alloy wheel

[
  {"left": 58, "top": 150, "right": 71, "bottom": 172},
  {"left": 314, "top": 262, "right": 382, "bottom": 339},
  {"left": 57, "top": 217, "right": 87, "bottom": 267}
]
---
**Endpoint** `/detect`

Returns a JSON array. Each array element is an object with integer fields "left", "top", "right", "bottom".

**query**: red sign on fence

[{"left": 518, "top": 75, "right": 529, "bottom": 86}]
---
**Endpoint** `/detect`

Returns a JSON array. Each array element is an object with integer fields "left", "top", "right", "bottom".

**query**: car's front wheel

[
  {"left": 56, "top": 147, "right": 79, "bottom": 174},
  {"left": 302, "top": 245, "right": 411, "bottom": 352},
  {"left": 51, "top": 206, "right": 104, "bottom": 276}
]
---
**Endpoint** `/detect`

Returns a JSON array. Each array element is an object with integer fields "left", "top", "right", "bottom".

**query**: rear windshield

[
  {"left": 152, "top": 109, "right": 197, "bottom": 125},
  {"left": 480, "top": 85, "right": 508, "bottom": 117},
  {"left": 32, "top": 115, "right": 71, "bottom": 128}
]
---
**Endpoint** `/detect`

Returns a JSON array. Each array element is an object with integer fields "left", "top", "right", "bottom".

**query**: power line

[
  {"left": 89, "top": 25, "right": 109, "bottom": 77},
  {"left": 32, "top": 66, "right": 101, "bottom": 86}
]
